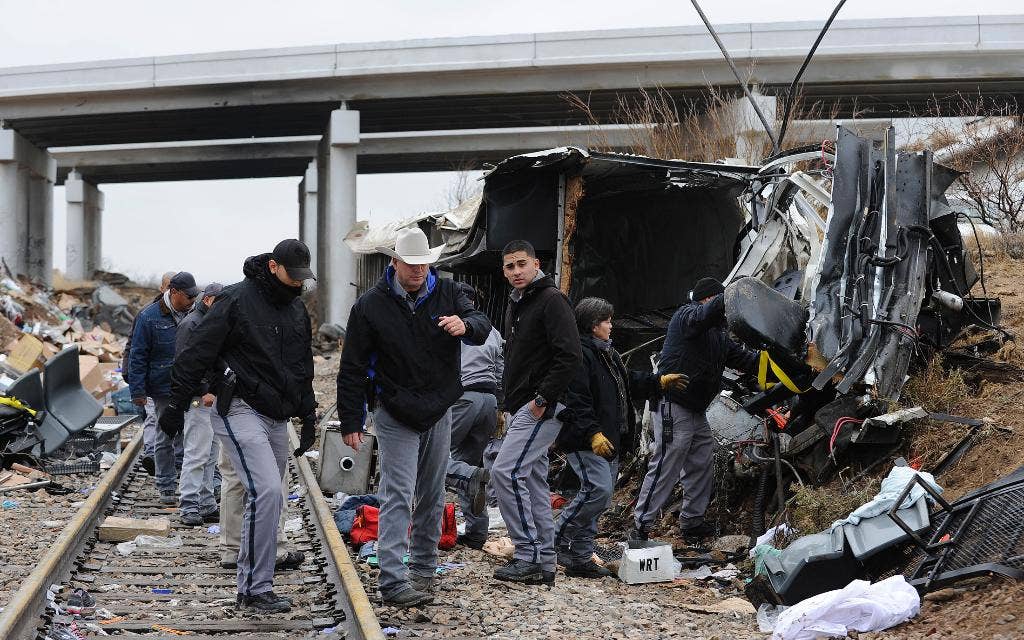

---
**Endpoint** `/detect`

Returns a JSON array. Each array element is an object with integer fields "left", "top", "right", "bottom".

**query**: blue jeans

[
  {"left": 152, "top": 398, "right": 184, "bottom": 494},
  {"left": 178, "top": 402, "right": 220, "bottom": 516}
]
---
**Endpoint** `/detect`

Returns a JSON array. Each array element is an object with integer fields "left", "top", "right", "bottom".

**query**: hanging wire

[
  {"left": 689, "top": 0, "right": 779, "bottom": 155},
  {"left": 776, "top": 0, "right": 849, "bottom": 150}
]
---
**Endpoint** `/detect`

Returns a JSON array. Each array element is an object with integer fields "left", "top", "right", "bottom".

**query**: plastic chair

[
  {"left": 6, "top": 369, "right": 71, "bottom": 454},
  {"left": 43, "top": 346, "right": 102, "bottom": 435}
]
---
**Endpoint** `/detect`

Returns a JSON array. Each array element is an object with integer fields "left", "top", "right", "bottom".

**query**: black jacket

[
  {"left": 658, "top": 294, "right": 758, "bottom": 412},
  {"left": 336, "top": 267, "right": 491, "bottom": 434},
  {"left": 502, "top": 275, "right": 582, "bottom": 414},
  {"left": 169, "top": 254, "right": 316, "bottom": 421},
  {"left": 174, "top": 301, "right": 219, "bottom": 398},
  {"left": 560, "top": 336, "right": 660, "bottom": 456}
]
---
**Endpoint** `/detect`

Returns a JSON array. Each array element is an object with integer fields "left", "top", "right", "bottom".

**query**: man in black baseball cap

[
  {"left": 630, "top": 276, "right": 759, "bottom": 546},
  {"left": 168, "top": 271, "right": 201, "bottom": 299},
  {"left": 162, "top": 239, "right": 317, "bottom": 614},
  {"left": 271, "top": 239, "right": 316, "bottom": 282}
]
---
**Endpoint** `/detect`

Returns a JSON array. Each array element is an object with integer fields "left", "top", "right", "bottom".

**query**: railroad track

[{"left": 0, "top": 427, "right": 384, "bottom": 640}]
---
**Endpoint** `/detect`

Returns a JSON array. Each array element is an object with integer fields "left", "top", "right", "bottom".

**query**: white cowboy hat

[{"left": 376, "top": 227, "right": 444, "bottom": 265}]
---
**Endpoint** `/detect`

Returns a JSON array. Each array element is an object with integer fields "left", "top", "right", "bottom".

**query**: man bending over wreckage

[{"left": 631, "top": 278, "right": 760, "bottom": 545}]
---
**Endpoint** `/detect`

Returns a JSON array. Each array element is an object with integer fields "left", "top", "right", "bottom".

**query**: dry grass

[
  {"left": 789, "top": 481, "right": 878, "bottom": 535},
  {"left": 902, "top": 357, "right": 971, "bottom": 414},
  {"left": 563, "top": 84, "right": 841, "bottom": 164}
]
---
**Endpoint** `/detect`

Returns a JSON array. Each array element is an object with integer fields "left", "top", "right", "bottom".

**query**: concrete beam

[
  {"left": 48, "top": 125, "right": 637, "bottom": 182},
  {"left": 0, "top": 15, "right": 1021, "bottom": 120}
]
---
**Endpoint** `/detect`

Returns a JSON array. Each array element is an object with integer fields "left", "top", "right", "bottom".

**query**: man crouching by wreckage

[
  {"left": 161, "top": 239, "right": 318, "bottom": 614},
  {"left": 336, "top": 227, "right": 491, "bottom": 608},
  {"left": 630, "top": 278, "right": 760, "bottom": 545}
]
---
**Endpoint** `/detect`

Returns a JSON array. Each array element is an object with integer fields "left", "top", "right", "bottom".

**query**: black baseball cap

[
  {"left": 168, "top": 272, "right": 200, "bottom": 298},
  {"left": 272, "top": 239, "right": 316, "bottom": 281}
]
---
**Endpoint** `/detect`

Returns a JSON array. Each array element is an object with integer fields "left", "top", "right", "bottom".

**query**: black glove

[
  {"left": 158, "top": 402, "right": 185, "bottom": 438},
  {"left": 293, "top": 412, "right": 317, "bottom": 457}
]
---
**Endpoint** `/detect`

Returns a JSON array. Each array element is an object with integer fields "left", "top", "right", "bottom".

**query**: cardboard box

[
  {"left": 7, "top": 334, "right": 45, "bottom": 373},
  {"left": 79, "top": 355, "right": 103, "bottom": 395},
  {"left": 41, "top": 342, "right": 60, "bottom": 360}
]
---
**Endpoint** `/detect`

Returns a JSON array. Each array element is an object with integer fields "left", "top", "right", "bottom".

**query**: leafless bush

[
  {"left": 902, "top": 95, "right": 1024, "bottom": 234},
  {"left": 564, "top": 84, "right": 841, "bottom": 163}
]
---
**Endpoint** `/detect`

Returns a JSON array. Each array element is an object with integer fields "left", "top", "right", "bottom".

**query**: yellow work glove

[
  {"left": 590, "top": 432, "right": 615, "bottom": 459},
  {"left": 660, "top": 373, "right": 690, "bottom": 392}
]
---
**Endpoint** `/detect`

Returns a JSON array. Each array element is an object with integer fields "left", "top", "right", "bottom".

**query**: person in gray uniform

[
  {"left": 173, "top": 282, "right": 224, "bottom": 527},
  {"left": 491, "top": 240, "right": 582, "bottom": 586},
  {"left": 445, "top": 282, "right": 504, "bottom": 549},
  {"left": 336, "top": 227, "right": 491, "bottom": 609},
  {"left": 161, "top": 239, "right": 319, "bottom": 614},
  {"left": 557, "top": 298, "right": 687, "bottom": 577},
  {"left": 630, "top": 278, "right": 758, "bottom": 545}
]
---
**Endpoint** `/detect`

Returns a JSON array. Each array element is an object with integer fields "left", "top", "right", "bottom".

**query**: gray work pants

[
  {"left": 152, "top": 398, "right": 184, "bottom": 494},
  {"left": 374, "top": 405, "right": 451, "bottom": 598},
  {"left": 214, "top": 399, "right": 289, "bottom": 596},
  {"left": 555, "top": 451, "right": 617, "bottom": 564},
  {"left": 178, "top": 402, "right": 220, "bottom": 516},
  {"left": 217, "top": 436, "right": 289, "bottom": 565},
  {"left": 482, "top": 437, "right": 503, "bottom": 507},
  {"left": 632, "top": 401, "right": 715, "bottom": 530},
  {"left": 445, "top": 391, "right": 497, "bottom": 540},
  {"left": 491, "top": 404, "right": 563, "bottom": 572},
  {"left": 143, "top": 397, "right": 157, "bottom": 456}
]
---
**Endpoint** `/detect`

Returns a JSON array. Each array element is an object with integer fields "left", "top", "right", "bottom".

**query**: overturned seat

[
  {"left": 6, "top": 369, "right": 71, "bottom": 455},
  {"left": 762, "top": 527, "right": 858, "bottom": 605},
  {"left": 43, "top": 346, "right": 102, "bottom": 435}
]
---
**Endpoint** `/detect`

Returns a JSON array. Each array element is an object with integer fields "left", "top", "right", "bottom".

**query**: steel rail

[{"left": 0, "top": 430, "right": 142, "bottom": 640}]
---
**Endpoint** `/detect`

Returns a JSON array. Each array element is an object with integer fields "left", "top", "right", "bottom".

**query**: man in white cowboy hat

[{"left": 336, "top": 226, "right": 492, "bottom": 608}]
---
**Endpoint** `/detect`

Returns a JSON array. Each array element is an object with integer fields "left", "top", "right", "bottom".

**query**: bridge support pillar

[
  {"left": 65, "top": 171, "right": 105, "bottom": 281},
  {"left": 713, "top": 92, "right": 779, "bottom": 164},
  {"left": 317, "top": 109, "right": 359, "bottom": 326},
  {"left": 298, "top": 159, "right": 318, "bottom": 276},
  {"left": 0, "top": 129, "right": 55, "bottom": 285}
]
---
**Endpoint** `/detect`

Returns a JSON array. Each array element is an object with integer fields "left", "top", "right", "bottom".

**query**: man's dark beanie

[{"left": 691, "top": 278, "right": 725, "bottom": 301}]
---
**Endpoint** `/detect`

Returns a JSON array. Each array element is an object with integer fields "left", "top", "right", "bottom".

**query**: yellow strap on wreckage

[
  {"left": 757, "top": 350, "right": 808, "bottom": 394},
  {"left": 0, "top": 395, "right": 37, "bottom": 416}
]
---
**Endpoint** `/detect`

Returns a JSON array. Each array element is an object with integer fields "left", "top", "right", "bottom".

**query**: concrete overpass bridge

[{"left": 1, "top": 14, "right": 1021, "bottom": 323}]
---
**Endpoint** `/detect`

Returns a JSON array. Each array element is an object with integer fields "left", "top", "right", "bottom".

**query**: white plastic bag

[{"left": 772, "top": 575, "right": 920, "bottom": 640}]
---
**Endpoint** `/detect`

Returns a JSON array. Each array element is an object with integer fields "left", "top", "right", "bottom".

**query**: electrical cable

[
  {"left": 776, "top": 0, "right": 849, "bottom": 150},
  {"left": 689, "top": 0, "right": 779, "bottom": 155}
]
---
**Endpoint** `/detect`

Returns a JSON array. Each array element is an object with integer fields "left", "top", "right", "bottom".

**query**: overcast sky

[{"left": 0, "top": 0, "right": 1019, "bottom": 284}]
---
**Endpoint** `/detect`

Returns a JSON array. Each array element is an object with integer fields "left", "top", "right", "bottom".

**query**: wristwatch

[{"left": 533, "top": 396, "right": 547, "bottom": 408}]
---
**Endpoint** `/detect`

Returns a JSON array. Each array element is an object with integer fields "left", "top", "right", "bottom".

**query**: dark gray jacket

[{"left": 174, "top": 301, "right": 215, "bottom": 398}]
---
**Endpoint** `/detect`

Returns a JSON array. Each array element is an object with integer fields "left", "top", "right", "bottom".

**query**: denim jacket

[{"left": 128, "top": 298, "right": 179, "bottom": 400}]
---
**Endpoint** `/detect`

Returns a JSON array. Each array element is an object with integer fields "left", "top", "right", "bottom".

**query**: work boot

[
  {"left": 141, "top": 455, "right": 155, "bottom": 476},
  {"left": 409, "top": 572, "right": 438, "bottom": 593},
  {"left": 381, "top": 585, "right": 433, "bottom": 609},
  {"left": 158, "top": 491, "right": 177, "bottom": 506},
  {"left": 275, "top": 551, "right": 305, "bottom": 571},
  {"left": 627, "top": 524, "right": 649, "bottom": 546},
  {"left": 221, "top": 557, "right": 238, "bottom": 570},
  {"left": 681, "top": 521, "right": 716, "bottom": 544},
  {"left": 202, "top": 509, "right": 220, "bottom": 523},
  {"left": 493, "top": 559, "right": 554, "bottom": 585},
  {"left": 236, "top": 591, "right": 291, "bottom": 613},
  {"left": 565, "top": 560, "right": 614, "bottom": 579},
  {"left": 179, "top": 512, "right": 204, "bottom": 527},
  {"left": 456, "top": 534, "right": 485, "bottom": 550},
  {"left": 467, "top": 467, "right": 490, "bottom": 517}
]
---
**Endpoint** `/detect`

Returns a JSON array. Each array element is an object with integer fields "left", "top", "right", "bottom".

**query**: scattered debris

[
  {"left": 98, "top": 516, "right": 171, "bottom": 542},
  {"left": 769, "top": 575, "right": 920, "bottom": 640}
]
